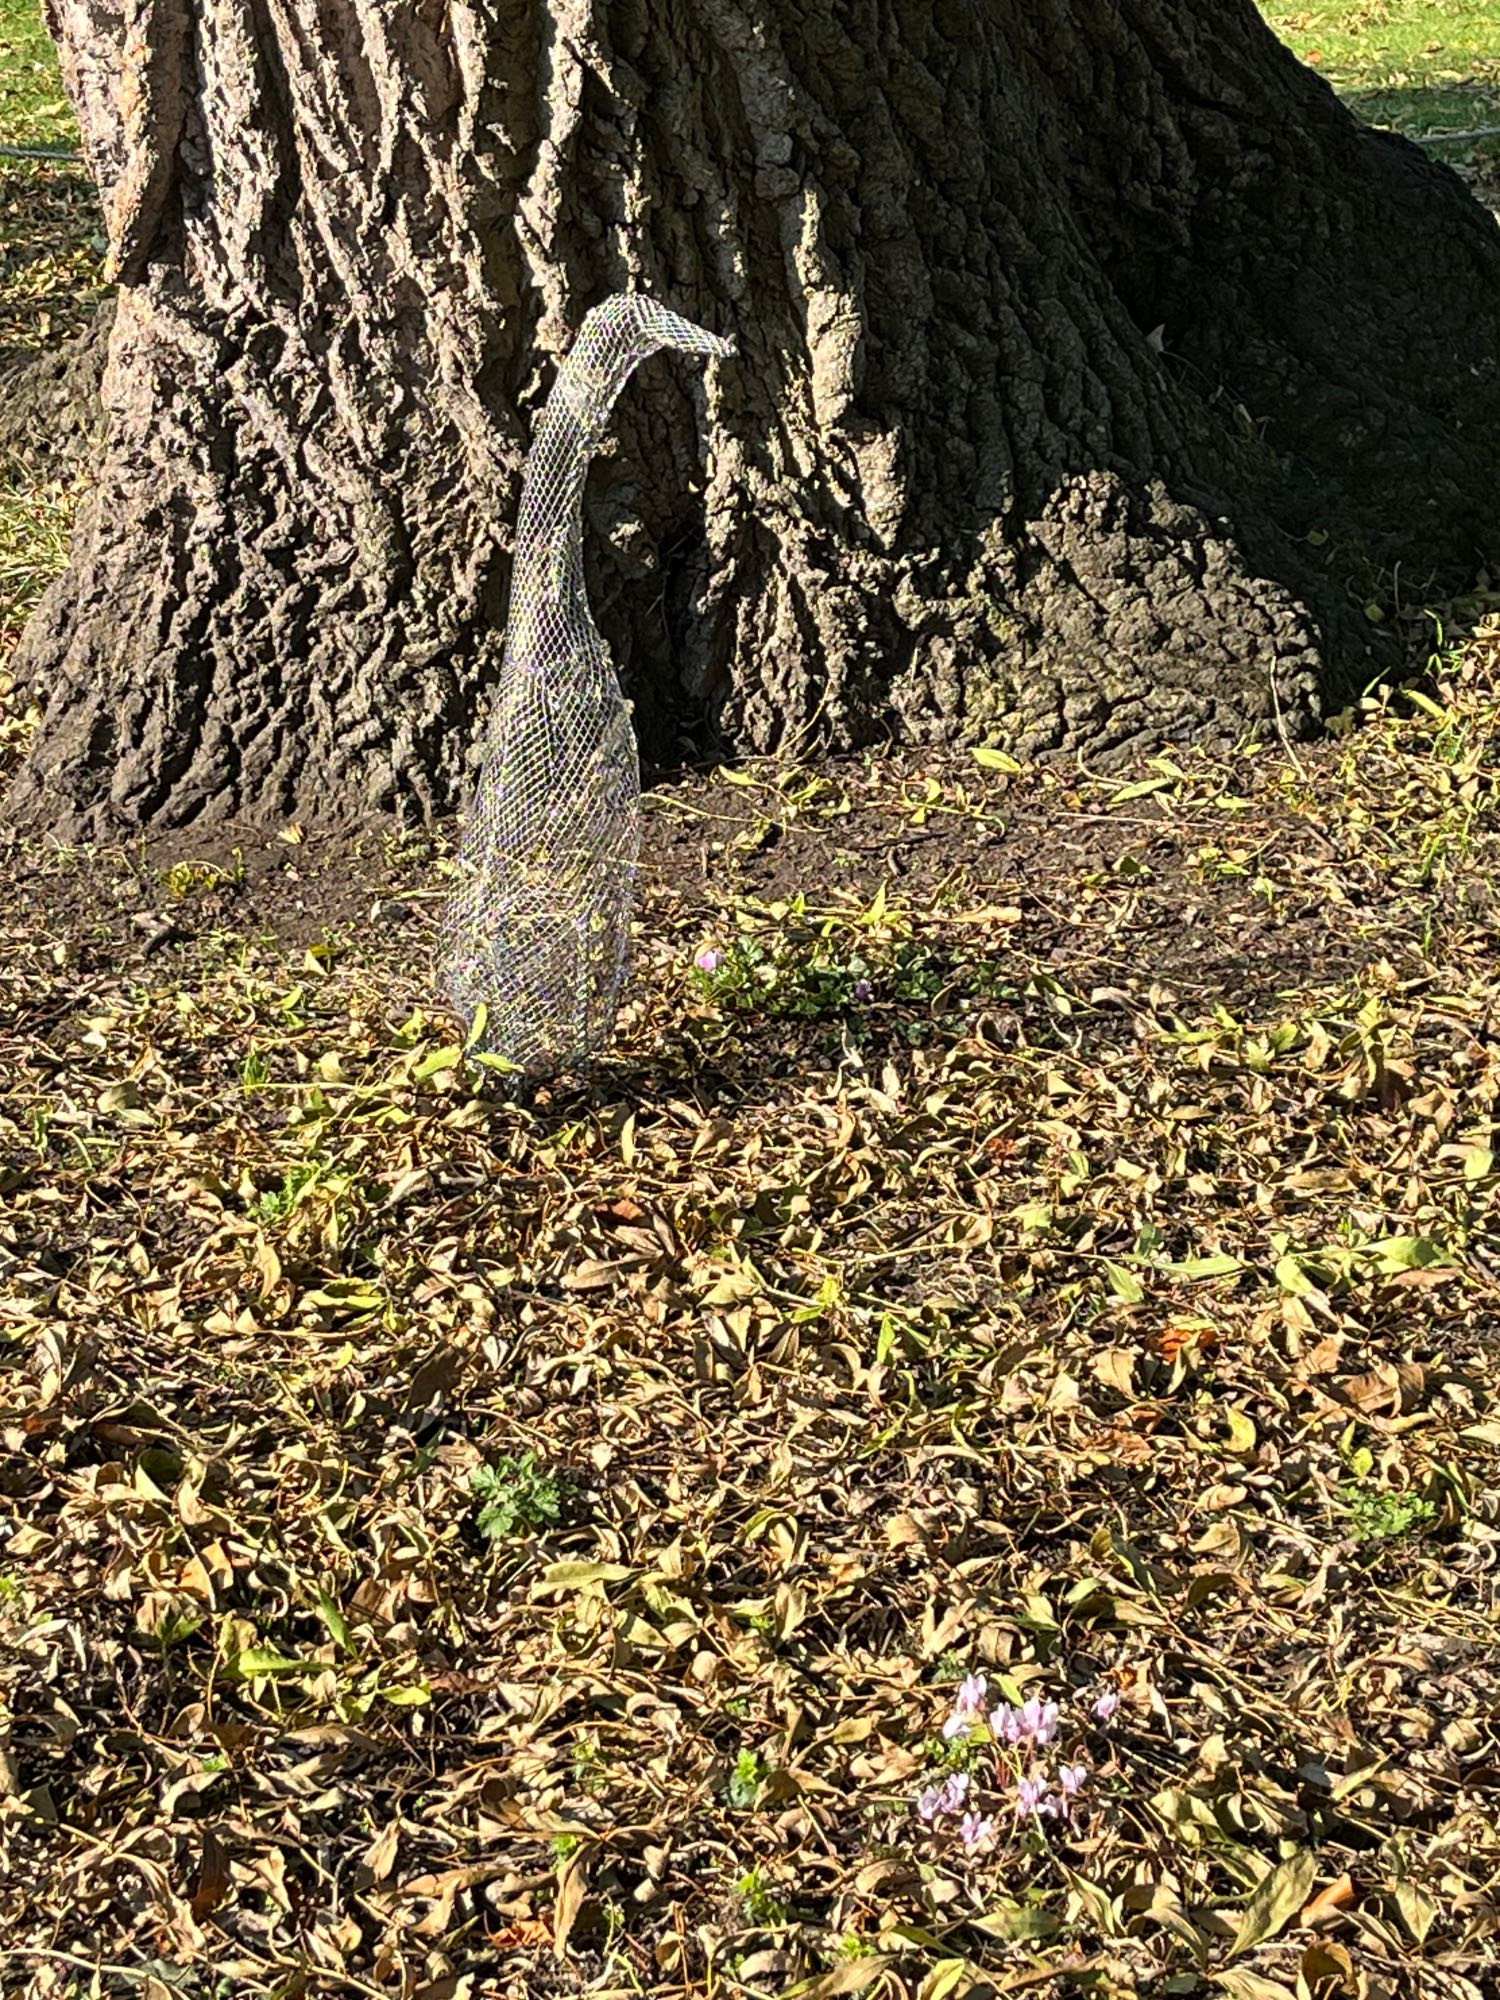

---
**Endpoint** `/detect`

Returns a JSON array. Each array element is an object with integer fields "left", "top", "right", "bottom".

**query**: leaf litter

[{"left": 2, "top": 612, "right": 1500, "bottom": 1999}]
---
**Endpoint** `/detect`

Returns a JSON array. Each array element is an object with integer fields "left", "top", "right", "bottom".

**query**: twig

[
  {"left": 1268, "top": 667, "right": 1311, "bottom": 784},
  {"left": 1412, "top": 126, "right": 1500, "bottom": 146},
  {"left": 0, "top": 143, "right": 84, "bottom": 162},
  {"left": 0, "top": 1947, "right": 152, "bottom": 1985}
]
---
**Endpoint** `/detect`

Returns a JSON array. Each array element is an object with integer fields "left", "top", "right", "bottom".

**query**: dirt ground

[{"left": 4, "top": 732, "right": 1381, "bottom": 1015}]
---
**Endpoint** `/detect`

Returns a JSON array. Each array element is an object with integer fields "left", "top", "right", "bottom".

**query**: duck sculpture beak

[{"left": 579, "top": 291, "right": 735, "bottom": 368}]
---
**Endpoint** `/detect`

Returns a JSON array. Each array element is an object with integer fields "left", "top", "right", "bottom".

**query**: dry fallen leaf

[
  {"left": 488, "top": 1919, "right": 552, "bottom": 1952},
  {"left": 552, "top": 1849, "right": 590, "bottom": 1959},
  {"left": 1231, "top": 1850, "right": 1318, "bottom": 1956},
  {"left": 1299, "top": 1872, "right": 1357, "bottom": 1927},
  {"left": 364, "top": 1818, "right": 401, "bottom": 1884},
  {"left": 1157, "top": 1319, "right": 1217, "bottom": 1362},
  {"left": 187, "top": 1826, "right": 231, "bottom": 1921}
]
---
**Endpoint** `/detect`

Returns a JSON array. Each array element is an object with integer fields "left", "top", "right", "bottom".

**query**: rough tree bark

[{"left": 9, "top": 0, "right": 1500, "bottom": 836}]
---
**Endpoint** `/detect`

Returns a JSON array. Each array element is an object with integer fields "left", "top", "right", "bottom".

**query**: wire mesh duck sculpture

[{"left": 441, "top": 294, "right": 733, "bottom": 1083}]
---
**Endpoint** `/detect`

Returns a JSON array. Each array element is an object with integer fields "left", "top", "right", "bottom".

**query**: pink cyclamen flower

[
  {"left": 943, "top": 1672, "right": 989, "bottom": 1741},
  {"left": 1020, "top": 1698, "right": 1060, "bottom": 1747},
  {"left": 990, "top": 1703, "right": 1024, "bottom": 1746},
  {"left": 1052, "top": 1763, "right": 1090, "bottom": 1824},
  {"left": 1091, "top": 1689, "right": 1120, "bottom": 1724},
  {"left": 853, "top": 978, "right": 874, "bottom": 1004},
  {"left": 917, "top": 1771, "right": 970, "bottom": 1821},
  {"left": 959, "top": 1812, "right": 996, "bottom": 1853},
  {"left": 1015, "top": 1775, "right": 1053, "bottom": 1817},
  {"left": 696, "top": 948, "right": 724, "bottom": 975}
]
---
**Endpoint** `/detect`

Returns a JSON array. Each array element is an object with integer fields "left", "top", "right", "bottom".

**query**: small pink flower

[
  {"left": 1052, "top": 1763, "right": 1090, "bottom": 1823},
  {"left": 959, "top": 1811, "right": 996, "bottom": 1853},
  {"left": 917, "top": 1771, "right": 970, "bottom": 1821},
  {"left": 943, "top": 1672, "right": 989, "bottom": 1740},
  {"left": 1015, "top": 1774, "right": 1053, "bottom": 1817},
  {"left": 991, "top": 1696, "right": 1060, "bottom": 1747},
  {"left": 1091, "top": 1690, "right": 1120, "bottom": 1724},
  {"left": 696, "top": 947, "right": 724, "bottom": 975},
  {"left": 991, "top": 1703, "right": 1024, "bottom": 1746},
  {"left": 1020, "top": 1697, "right": 1060, "bottom": 1747}
]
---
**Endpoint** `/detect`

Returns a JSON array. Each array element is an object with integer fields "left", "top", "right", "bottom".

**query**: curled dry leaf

[{"left": 1299, "top": 1872, "right": 1357, "bottom": 1927}]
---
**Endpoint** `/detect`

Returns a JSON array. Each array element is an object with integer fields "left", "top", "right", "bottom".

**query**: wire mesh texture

[{"left": 441, "top": 294, "right": 734, "bottom": 1083}]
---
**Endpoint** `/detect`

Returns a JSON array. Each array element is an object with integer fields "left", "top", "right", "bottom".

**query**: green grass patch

[
  {"left": 0, "top": 0, "right": 102, "bottom": 375},
  {"left": 0, "top": 0, "right": 76, "bottom": 149},
  {"left": 0, "top": 475, "right": 80, "bottom": 776},
  {"left": 1262, "top": 0, "right": 1500, "bottom": 162},
  {"left": 0, "top": 2, "right": 99, "bottom": 771},
  {"left": 0, "top": 473, "right": 76, "bottom": 772},
  {"left": 0, "top": 472, "right": 71, "bottom": 628}
]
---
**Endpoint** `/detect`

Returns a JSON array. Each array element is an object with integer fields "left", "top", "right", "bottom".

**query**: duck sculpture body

[{"left": 443, "top": 295, "right": 732, "bottom": 1081}]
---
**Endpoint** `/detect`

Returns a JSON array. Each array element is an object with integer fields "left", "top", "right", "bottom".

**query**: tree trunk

[{"left": 10, "top": 0, "right": 1500, "bottom": 837}]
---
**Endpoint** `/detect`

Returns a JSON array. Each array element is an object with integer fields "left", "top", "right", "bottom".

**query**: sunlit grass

[
  {"left": 0, "top": 2, "right": 105, "bottom": 423},
  {"left": 0, "top": 0, "right": 76, "bottom": 149},
  {"left": 1262, "top": 0, "right": 1500, "bottom": 165},
  {"left": 0, "top": 473, "right": 76, "bottom": 766},
  {"left": 0, "top": 472, "right": 74, "bottom": 627}
]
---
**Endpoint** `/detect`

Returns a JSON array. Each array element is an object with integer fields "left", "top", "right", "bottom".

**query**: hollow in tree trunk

[{"left": 9, "top": 0, "right": 1500, "bottom": 838}]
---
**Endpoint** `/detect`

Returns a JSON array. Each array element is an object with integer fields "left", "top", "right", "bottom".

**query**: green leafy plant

[
  {"left": 727, "top": 1747, "right": 769, "bottom": 1809},
  {"left": 691, "top": 931, "right": 1013, "bottom": 1022},
  {"left": 151, "top": 1605, "right": 204, "bottom": 1651},
  {"left": 165, "top": 854, "right": 243, "bottom": 901},
  {"left": 1341, "top": 1484, "right": 1438, "bottom": 1545},
  {"left": 737, "top": 1865, "right": 788, "bottom": 1927},
  {"left": 571, "top": 1740, "right": 609, "bottom": 1795},
  {"left": 470, "top": 1452, "right": 566, "bottom": 1541},
  {"left": 692, "top": 934, "right": 868, "bottom": 1018},
  {"left": 255, "top": 1161, "right": 321, "bottom": 1222}
]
